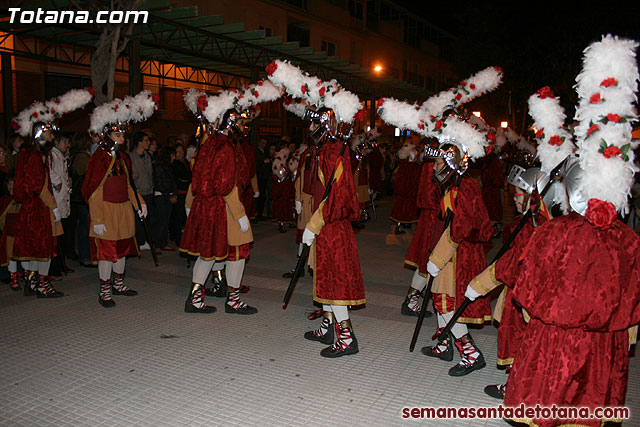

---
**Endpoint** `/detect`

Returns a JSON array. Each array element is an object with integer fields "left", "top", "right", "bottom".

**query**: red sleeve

[
  {"left": 450, "top": 177, "right": 494, "bottom": 244},
  {"left": 13, "top": 147, "right": 45, "bottom": 204},
  {"left": 192, "top": 134, "right": 236, "bottom": 198},
  {"left": 81, "top": 149, "right": 109, "bottom": 202},
  {"left": 321, "top": 142, "right": 360, "bottom": 224}
]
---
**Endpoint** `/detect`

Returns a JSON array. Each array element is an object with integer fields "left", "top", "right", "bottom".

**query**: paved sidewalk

[{"left": 0, "top": 197, "right": 638, "bottom": 426}]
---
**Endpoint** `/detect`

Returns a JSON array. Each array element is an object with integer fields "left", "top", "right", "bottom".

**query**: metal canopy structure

[{"left": 0, "top": 0, "right": 435, "bottom": 101}]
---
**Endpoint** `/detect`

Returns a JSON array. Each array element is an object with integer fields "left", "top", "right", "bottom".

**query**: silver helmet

[
  {"left": 507, "top": 164, "right": 563, "bottom": 213},
  {"left": 425, "top": 141, "right": 469, "bottom": 183}
]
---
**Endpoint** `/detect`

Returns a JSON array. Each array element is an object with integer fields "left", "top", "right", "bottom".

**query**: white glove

[
  {"left": 427, "top": 260, "right": 440, "bottom": 278},
  {"left": 295, "top": 201, "right": 302, "bottom": 215},
  {"left": 253, "top": 191, "right": 260, "bottom": 198},
  {"left": 464, "top": 285, "right": 482, "bottom": 302},
  {"left": 53, "top": 208, "right": 61, "bottom": 222},
  {"left": 93, "top": 224, "right": 106, "bottom": 236},
  {"left": 302, "top": 228, "right": 316, "bottom": 246},
  {"left": 238, "top": 215, "right": 250, "bottom": 232},
  {"left": 185, "top": 207, "right": 190, "bottom": 218},
  {"left": 138, "top": 204, "right": 148, "bottom": 219}
]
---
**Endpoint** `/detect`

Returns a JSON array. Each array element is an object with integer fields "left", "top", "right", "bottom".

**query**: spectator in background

[
  {"left": 6, "top": 135, "right": 23, "bottom": 174},
  {"left": 255, "top": 138, "right": 271, "bottom": 220},
  {"left": 151, "top": 146, "right": 178, "bottom": 252},
  {"left": 266, "top": 142, "right": 278, "bottom": 218},
  {"left": 68, "top": 133, "right": 93, "bottom": 268},
  {"left": 170, "top": 143, "right": 191, "bottom": 246},
  {"left": 89, "top": 131, "right": 101, "bottom": 155},
  {"left": 148, "top": 136, "right": 159, "bottom": 162},
  {"left": 129, "top": 131, "right": 155, "bottom": 251},
  {"left": 49, "top": 135, "right": 73, "bottom": 276},
  {"left": 0, "top": 145, "right": 9, "bottom": 198}
]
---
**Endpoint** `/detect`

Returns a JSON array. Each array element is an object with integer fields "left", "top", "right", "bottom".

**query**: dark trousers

[
  {"left": 70, "top": 203, "right": 91, "bottom": 263},
  {"left": 169, "top": 194, "right": 187, "bottom": 245},
  {"left": 135, "top": 194, "right": 154, "bottom": 246},
  {"left": 151, "top": 194, "right": 171, "bottom": 249},
  {"left": 256, "top": 178, "right": 269, "bottom": 217}
]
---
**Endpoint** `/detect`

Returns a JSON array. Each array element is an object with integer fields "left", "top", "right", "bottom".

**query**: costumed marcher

[
  {"left": 378, "top": 66, "right": 503, "bottom": 375},
  {"left": 270, "top": 147, "right": 295, "bottom": 233},
  {"left": 490, "top": 36, "right": 640, "bottom": 427},
  {"left": 11, "top": 87, "right": 94, "bottom": 297},
  {"left": 389, "top": 142, "right": 421, "bottom": 234},
  {"left": 238, "top": 110, "right": 260, "bottom": 221},
  {"left": 467, "top": 85, "right": 575, "bottom": 400},
  {"left": 480, "top": 145, "right": 504, "bottom": 237},
  {"left": 367, "top": 131, "right": 385, "bottom": 199},
  {"left": 83, "top": 90, "right": 158, "bottom": 307},
  {"left": 0, "top": 176, "right": 23, "bottom": 291},
  {"left": 268, "top": 59, "right": 366, "bottom": 357},
  {"left": 350, "top": 132, "right": 371, "bottom": 227},
  {"left": 181, "top": 82, "right": 281, "bottom": 313}
]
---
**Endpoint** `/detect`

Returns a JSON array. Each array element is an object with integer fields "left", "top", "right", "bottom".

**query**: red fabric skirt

[
  {"left": 227, "top": 243, "right": 250, "bottom": 261},
  {"left": 497, "top": 288, "right": 527, "bottom": 366},
  {"left": 13, "top": 198, "right": 56, "bottom": 260},
  {"left": 180, "top": 195, "right": 228, "bottom": 260},
  {"left": 504, "top": 319, "right": 629, "bottom": 427},
  {"left": 390, "top": 194, "right": 419, "bottom": 223},
  {"left": 313, "top": 219, "right": 365, "bottom": 305},
  {"left": 92, "top": 237, "right": 138, "bottom": 262},
  {"left": 404, "top": 208, "right": 439, "bottom": 274}
]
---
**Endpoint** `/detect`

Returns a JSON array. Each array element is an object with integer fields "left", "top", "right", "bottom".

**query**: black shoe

[
  {"left": 400, "top": 299, "right": 432, "bottom": 318},
  {"left": 37, "top": 289, "right": 64, "bottom": 298},
  {"left": 24, "top": 281, "right": 37, "bottom": 296},
  {"left": 205, "top": 284, "right": 227, "bottom": 298},
  {"left": 448, "top": 353, "right": 486, "bottom": 376},
  {"left": 484, "top": 384, "right": 505, "bottom": 400},
  {"left": 283, "top": 268, "right": 304, "bottom": 278},
  {"left": 80, "top": 262, "right": 97, "bottom": 268},
  {"left": 320, "top": 336, "right": 359, "bottom": 358},
  {"left": 224, "top": 302, "right": 258, "bottom": 315},
  {"left": 278, "top": 224, "right": 287, "bottom": 233},
  {"left": 304, "top": 325, "right": 334, "bottom": 345},
  {"left": 99, "top": 297, "right": 116, "bottom": 308},
  {"left": 395, "top": 227, "right": 405, "bottom": 234},
  {"left": 112, "top": 287, "right": 138, "bottom": 296},
  {"left": 184, "top": 300, "right": 217, "bottom": 313},
  {"left": 421, "top": 336, "right": 454, "bottom": 362}
]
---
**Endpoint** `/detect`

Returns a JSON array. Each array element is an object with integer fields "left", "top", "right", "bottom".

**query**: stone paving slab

[{"left": 0, "top": 198, "right": 638, "bottom": 426}]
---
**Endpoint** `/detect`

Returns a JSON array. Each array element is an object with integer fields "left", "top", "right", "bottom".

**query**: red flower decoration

[
  {"left": 585, "top": 198, "right": 617, "bottom": 229},
  {"left": 319, "top": 86, "right": 326, "bottom": 96},
  {"left": 354, "top": 109, "right": 367, "bottom": 121},
  {"left": 606, "top": 113, "right": 621, "bottom": 122},
  {"left": 548, "top": 135, "right": 563, "bottom": 146},
  {"left": 152, "top": 93, "right": 160, "bottom": 104},
  {"left": 454, "top": 93, "right": 462, "bottom": 101},
  {"left": 460, "top": 81, "right": 467, "bottom": 87},
  {"left": 417, "top": 123, "right": 425, "bottom": 130},
  {"left": 377, "top": 98, "right": 385, "bottom": 107},
  {"left": 587, "top": 124, "right": 599, "bottom": 137},
  {"left": 486, "top": 130, "right": 497, "bottom": 143},
  {"left": 32, "top": 112, "right": 38, "bottom": 118},
  {"left": 600, "top": 77, "right": 618, "bottom": 88},
  {"left": 536, "top": 86, "right": 555, "bottom": 99},
  {"left": 257, "top": 80, "right": 263, "bottom": 86},
  {"left": 486, "top": 144, "right": 494, "bottom": 155},
  {"left": 535, "top": 128, "right": 544, "bottom": 139},
  {"left": 11, "top": 120, "right": 19, "bottom": 130},
  {"left": 284, "top": 96, "right": 293, "bottom": 106},
  {"left": 301, "top": 85, "right": 307, "bottom": 94},
  {"left": 50, "top": 108, "right": 56, "bottom": 115},
  {"left": 87, "top": 87, "right": 95, "bottom": 96},
  {"left": 266, "top": 61, "right": 277, "bottom": 76},
  {"left": 197, "top": 95, "right": 208, "bottom": 111},
  {"left": 435, "top": 120, "right": 444, "bottom": 130},
  {"left": 603, "top": 145, "right": 622, "bottom": 158},
  {"left": 244, "top": 85, "right": 250, "bottom": 90},
  {"left": 469, "top": 83, "right": 476, "bottom": 90},
  {"left": 494, "top": 66, "right": 503, "bottom": 74},
  {"left": 589, "top": 93, "right": 602, "bottom": 104},
  {"left": 114, "top": 105, "right": 119, "bottom": 112},
  {"left": 252, "top": 90, "right": 259, "bottom": 98}
]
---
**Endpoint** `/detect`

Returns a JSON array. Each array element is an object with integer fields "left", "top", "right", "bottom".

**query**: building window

[
  {"left": 287, "top": 23, "right": 310, "bottom": 47},
  {"left": 348, "top": 0, "right": 363, "bottom": 20},
  {"left": 321, "top": 40, "right": 336, "bottom": 56},
  {"left": 259, "top": 25, "right": 273, "bottom": 37}
]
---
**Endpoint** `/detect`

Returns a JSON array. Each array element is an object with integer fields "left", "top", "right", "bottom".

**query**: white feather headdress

[
  {"left": 266, "top": 59, "right": 364, "bottom": 123},
  {"left": 573, "top": 34, "right": 639, "bottom": 214},
  {"left": 90, "top": 90, "right": 158, "bottom": 133}
]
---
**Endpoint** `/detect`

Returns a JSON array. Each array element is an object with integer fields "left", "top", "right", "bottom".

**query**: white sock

[
  {"left": 192, "top": 257, "right": 214, "bottom": 284},
  {"left": 410, "top": 269, "right": 428, "bottom": 291},
  {"left": 98, "top": 260, "right": 112, "bottom": 281},
  {"left": 225, "top": 259, "right": 245, "bottom": 289},
  {"left": 331, "top": 305, "right": 349, "bottom": 323},
  {"left": 212, "top": 261, "right": 225, "bottom": 271},
  {"left": 8, "top": 260, "right": 17, "bottom": 274},
  {"left": 323, "top": 304, "right": 332, "bottom": 312},
  {"left": 38, "top": 259, "right": 51, "bottom": 276},
  {"left": 113, "top": 257, "right": 126, "bottom": 275}
]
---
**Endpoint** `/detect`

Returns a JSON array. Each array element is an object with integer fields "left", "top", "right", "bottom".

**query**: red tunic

[
  {"left": 0, "top": 195, "right": 19, "bottom": 266},
  {"left": 12, "top": 145, "right": 56, "bottom": 260},
  {"left": 404, "top": 161, "right": 440, "bottom": 274},
  {"left": 480, "top": 152, "right": 504, "bottom": 222},
  {"left": 239, "top": 138, "right": 257, "bottom": 219},
  {"left": 493, "top": 214, "right": 546, "bottom": 365},
  {"left": 270, "top": 176, "right": 295, "bottom": 223},
  {"left": 180, "top": 133, "right": 235, "bottom": 260},
  {"left": 503, "top": 213, "right": 640, "bottom": 427},
  {"left": 432, "top": 177, "right": 494, "bottom": 323},
  {"left": 390, "top": 160, "right": 421, "bottom": 223},
  {"left": 310, "top": 139, "right": 365, "bottom": 305}
]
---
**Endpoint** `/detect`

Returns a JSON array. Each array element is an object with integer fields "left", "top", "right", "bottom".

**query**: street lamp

[
  {"left": 373, "top": 65, "right": 382, "bottom": 73},
  {"left": 472, "top": 111, "right": 481, "bottom": 118},
  {"left": 501, "top": 121, "right": 508, "bottom": 129}
]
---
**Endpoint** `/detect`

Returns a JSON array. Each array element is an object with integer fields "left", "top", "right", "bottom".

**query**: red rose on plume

[
  {"left": 87, "top": 87, "right": 95, "bottom": 96},
  {"left": 486, "top": 144, "right": 494, "bottom": 155},
  {"left": 319, "top": 86, "right": 326, "bottom": 96},
  {"left": 600, "top": 77, "right": 618, "bottom": 88},
  {"left": 486, "top": 130, "right": 497, "bottom": 143},
  {"left": 11, "top": 120, "right": 19, "bottom": 130},
  {"left": 435, "top": 120, "right": 444, "bottom": 130},
  {"left": 586, "top": 198, "right": 617, "bottom": 229},
  {"left": 603, "top": 145, "right": 622, "bottom": 158},
  {"left": 587, "top": 124, "right": 599, "bottom": 137},
  {"left": 536, "top": 86, "right": 554, "bottom": 99},
  {"left": 354, "top": 109, "right": 367, "bottom": 121},
  {"left": 114, "top": 105, "right": 119, "bottom": 112},
  {"left": 284, "top": 96, "right": 293, "bottom": 106},
  {"left": 316, "top": 80, "right": 323, "bottom": 86},
  {"left": 454, "top": 93, "right": 462, "bottom": 101},
  {"left": 535, "top": 128, "right": 544, "bottom": 139},
  {"left": 548, "top": 135, "right": 563, "bottom": 146},
  {"left": 606, "top": 113, "right": 621, "bottom": 122},
  {"left": 266, "top": 61, "right": 277, "bottom": 76},
  {"left": 257, "top": 80, "right": 263, "bottom": 86},
  {"left": 460, "top": 81, "right": 467, "bottom": 87},
  {"left": 50, "top": 108, "right": 56, "bottom": 115},
  {"left": 244, "top": 85, "right": 250, "bottom": 90},
  {"left": 589, "top": 93, "right": 602, "bottom": 104},
  {"left": 418, "top": 123, "right": 425, "bottom": 130},
  {"left": 301, "top": 85, "right": 307, "bottom": 94},
  {"left": 197, "top": 95, "right": 208, "bottom": 111},
  {"left": 377, "top": 98, "right": 385, "bottom": 107},
  {"left": 252, "top": 90, "right": 259, "bottom": 98},
  {"left": 152, "top": 93, "right": 160, "bottom": 103},
  {"left": 469, "top": 83, "right": 476, "bottom": 90},
  {"left": 32, "top": 112, "right": 38, "bottom": 118}
]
